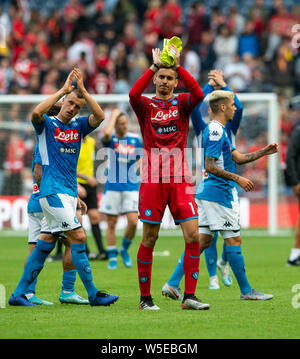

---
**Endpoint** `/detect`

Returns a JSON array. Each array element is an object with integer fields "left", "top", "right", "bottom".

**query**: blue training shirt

[
  {"left": 27, "top": 144, "right": 43, "bottom": 213},
  {"left": 102, "top": 133, "right": 142, "bottom": 192},
  {"left": 33, "top": 114, "right": 95, "bottom": 198}
]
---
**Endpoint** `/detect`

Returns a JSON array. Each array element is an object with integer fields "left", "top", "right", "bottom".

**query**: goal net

[{"left": 0, "top": 93, "right": 291, "bottom": 235}]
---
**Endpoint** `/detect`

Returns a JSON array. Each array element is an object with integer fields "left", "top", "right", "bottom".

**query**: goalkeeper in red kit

[{"left": 129, "top": 46, "right": 209, "bottom": 310}]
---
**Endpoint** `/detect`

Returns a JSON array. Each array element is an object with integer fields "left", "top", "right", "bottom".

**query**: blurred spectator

[
  {"left": 248, "top": 0, "right": 269, "bottom": 38},
  {"left": 14, "top": 49, "right": 35, "bottom": 87},
  {"left": 186, "top": 1, "right": 210, "bottom": 47},
  {"left": 0, "top": 5, "right": 11, "bottom": 33},
  {"left": 182, "top": 45, "right": 201, "bottom": 82},
  {"left": 265, "top": 3, "right": 297, "bottom": 61},
  {"left": 267, "top": 43, "right": 295, "bottom": 99},
  {"left": 159, "top": 0, "right": 183, "bottom": 39},
  {"left": 2, "top": 132, "right": 26, "bottom": 195},
  {"left": 223, "top": 54, "right": 252, "bottom": 92},
  {"left": 198, "top": 30, "right": 216, "bottom": 84},
  {"left": 213, "top": 23, "right": 238, "bottom": 70},
  {"left": 238, "top": 20, "right": 260, "bottom": 59},
  {"left": 67, "top": 32, "right": 95, "bottom": 74},
  {"left": 0, "top": 57, "right": 13, "bottom": 94},
  {"left": 0, "top": 129, "right": 8, "bottom": 195},
  {"left": 227, "top": 5, "right": 246, "bottom": 36},
  {"left": 89, "top": 69, "right": 114, "bottom": 94},
  {"left": 47, "top": 9, "right": 64, "bottom": 45}
]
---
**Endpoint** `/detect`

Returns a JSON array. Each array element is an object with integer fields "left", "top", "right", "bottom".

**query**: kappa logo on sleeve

[
  {"left": 54, "top": 128, "right": 79, "bottom": 143},
  {"left": 209, "top": 127, "right": 222, "bottom": 141}
]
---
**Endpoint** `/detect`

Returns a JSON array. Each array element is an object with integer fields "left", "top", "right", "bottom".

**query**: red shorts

[{"left": 138, "top": 180, "right": 198, "bottom": 224}]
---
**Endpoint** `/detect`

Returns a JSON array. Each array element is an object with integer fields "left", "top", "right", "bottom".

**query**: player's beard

[{"left": 158, "top": 85, "right": 171, "bottom": 97}]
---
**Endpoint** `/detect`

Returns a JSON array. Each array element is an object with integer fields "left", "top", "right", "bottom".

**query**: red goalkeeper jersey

[{"left": 129, "top": 66, "right": 203, "bottom": 182}]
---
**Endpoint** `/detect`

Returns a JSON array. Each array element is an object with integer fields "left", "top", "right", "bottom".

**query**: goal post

[{"left": 0, "top": 92, "right": 284, "bottom": 235}]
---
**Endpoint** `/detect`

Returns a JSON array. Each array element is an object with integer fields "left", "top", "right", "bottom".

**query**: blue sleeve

[
  {"left": 205, "top": 137, "right": 223, "bottom": 160},
  {"left": 221, "top": 85, "right": 243, "bottom": 135},
  {"left": 191, "top": 105, "right": 207, "bottom": 136},
  {"left": 202, "top": 83, "right": 214, "bottom": 98},
  {"left": 34, "top": 145, "right": 42, "bottom": 165},
  {"left": 32, "top": 114, "right": 47, "bottom": 135},
  {"left": 79, "top": 115, "right": 95, "bottom": 138},
  {"left": 191, "top": 82, "right": 214, "bottom": 135},
  {"left": 204, "top": 127, "right": 224, "bottom": 160}
]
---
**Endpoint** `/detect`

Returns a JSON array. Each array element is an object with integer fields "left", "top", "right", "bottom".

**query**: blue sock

[
  {"left": 120, "top": 237, "right": 132, "bottom": 251},
  {"left": 13, "top": 240, "right": 55, "bottom": 297},
  {"left": 62, "top": 270, "right": 76, "bottom": 292},
  {"left": 25, "top": 278, "right": 37, "bottom": 295},
  {"left": 107, "top": 247, "right": 118, "bottom": 262},
  {"left": 204, "top": 232, "right": 218, "bottom": 277},
  {"left": 225, "top": 245, "right": 251, "bottom": 295},
  {"left": 168, "top": 251, "right": 185, "bottom": 288},
  {"left": 221, "top": 241, "right": 227, "bottom": 262},
  {"left": 71, "top": 243, "right": 98, "bottom": 300}
]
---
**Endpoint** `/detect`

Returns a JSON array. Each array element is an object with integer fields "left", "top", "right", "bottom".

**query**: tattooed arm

[
  {"left": 205, "top": 156, "right": 254, "bottom": 192},
  {"left": 232, "top": 143, "right": 279, "bottom": 165}
]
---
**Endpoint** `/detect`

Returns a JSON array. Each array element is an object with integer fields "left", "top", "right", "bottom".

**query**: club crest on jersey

[
  {"left": 151, "top": 106, "right": 179, "bottom": 123},
  {"left": 54, "top": 128, "right": 79, "bottom": 143}
]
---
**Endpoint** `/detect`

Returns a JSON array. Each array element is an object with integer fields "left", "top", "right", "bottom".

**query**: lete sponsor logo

[
  {"left": 54, "top": 128, "right": 79, "bottom": 143},
  {"left": 151, "top": 106, "right": 179, "bottom": 122},
  {"left": 114, "top": 143, "right": 135, "bottom": 155}
]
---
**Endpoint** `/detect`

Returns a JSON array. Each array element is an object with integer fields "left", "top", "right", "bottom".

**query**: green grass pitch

[{"left": 0, "top": 230, "right": 299, "bottom": 339}]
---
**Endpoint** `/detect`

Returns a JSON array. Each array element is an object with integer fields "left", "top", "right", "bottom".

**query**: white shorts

[
  {"left": 99, "top": 190, "right": 139, "bottom": 216},
  {"left": 39, "top": 193, "right": 81, "bottom": 235},
  {"left": 28, "top": 212, "right": 44, "bottom": 244},
  {"left": 196, "top": 188, "right": 240, "bottom": 239}
]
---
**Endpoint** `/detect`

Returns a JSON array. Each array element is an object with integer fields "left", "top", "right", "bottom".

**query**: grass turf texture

[{"left": 0, "top": 230, "right": 299, "bottom": 339}]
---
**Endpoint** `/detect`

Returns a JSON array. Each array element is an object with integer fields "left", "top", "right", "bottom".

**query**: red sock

[
  {"left": 137, "top": 243, "right": 153, "bottom": 297},
  {"left": 183, "top": 242, "right": 200, "bottom": 295}
]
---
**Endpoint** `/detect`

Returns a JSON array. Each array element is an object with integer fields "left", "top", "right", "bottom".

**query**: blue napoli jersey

[
  {"left": 27, "top": 145, "right": 43, "bottom": 213},
  {"left": 196, "top": 121, "right": 237, "bottom": 208},
  {"left": 33, "top": 114, "right": 94, "bottom": 198},
  {"left": 102, "top": 133, "right": 142, "bottom": 192}
]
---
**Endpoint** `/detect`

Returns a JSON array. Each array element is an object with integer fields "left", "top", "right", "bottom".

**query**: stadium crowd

[{"left": 0, "top": 0, "right": 299, "bottom": 196}]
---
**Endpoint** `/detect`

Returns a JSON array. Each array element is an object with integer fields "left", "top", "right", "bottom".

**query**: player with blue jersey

[
  {"left": 162, "top": 70, "right": 241, "bottom": 299},
  {"left": 100, "top": 109, "right": 142, "bottom": 269},
  {"left": 26, "top": 142, "right": 89, "bottom": 305},
  {"left": 9, "top": 68, "right": 118, "bottom": 307},
  {"left": 195, "top": 90, "right": 278, "bottom": 301}
]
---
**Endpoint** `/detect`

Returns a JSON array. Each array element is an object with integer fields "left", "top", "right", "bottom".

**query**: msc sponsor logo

[
  {"left": 54, "top": 128, "right": 79, "bottom": 143},
  {"left": 59, "top": 147, "right": 77, "bottom": 154},
  {"left": 155, "top": 124, "right": 178, "bottom": 134}
]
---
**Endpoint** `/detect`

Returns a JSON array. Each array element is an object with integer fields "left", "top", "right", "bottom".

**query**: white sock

[
  {"left": 219, "top": 258, "right": 227, "bottom": 266},
  {"left": 209, "top": 275, "right": 218, "bottom": 282},
  {"left": 289, "top": 248, "right": 300, "bottom": 261},
  {"left": 25, "top": 293, "right": 34, "bottom": 300}
]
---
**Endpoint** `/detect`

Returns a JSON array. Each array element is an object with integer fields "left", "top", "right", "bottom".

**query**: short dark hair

[
  {"left": 156, "top": 66, "right": 178, "bottom": 79},
  {"left": 68, "top": 88, "right": 84, "bottom": 99},
  {"left": 115, "top": 112, "right": 127, "bottom": 127},
  {"left": 209, "top": 98, "right": 231, "bottom": 114}
]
